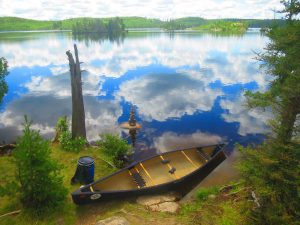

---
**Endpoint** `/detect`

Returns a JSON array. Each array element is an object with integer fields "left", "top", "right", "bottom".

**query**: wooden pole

[{"left": 66, "top": 44, "right": 86, "bottom": 139}]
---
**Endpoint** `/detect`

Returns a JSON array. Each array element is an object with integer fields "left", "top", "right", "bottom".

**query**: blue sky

[{"left": 0, "top": 0, "right": 283, "bottom": 20}]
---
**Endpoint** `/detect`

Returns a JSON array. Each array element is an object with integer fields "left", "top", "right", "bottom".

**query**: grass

[
  {"left": 179, "top": 184, "right": 247, "bottom": 225},
  {"left": 0, "top": 144, "right": 116, "bottom": 225},
  {"left": 0, "top": 144, "right": 247, "bottom": 225}
]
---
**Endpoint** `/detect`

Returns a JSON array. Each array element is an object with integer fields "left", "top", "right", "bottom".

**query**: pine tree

[
  {"left": 240, "top": 1, "right": 300, "bottom": 224},
  {"left": 14, "top": 117, "right": 67, "bottom": 215}
]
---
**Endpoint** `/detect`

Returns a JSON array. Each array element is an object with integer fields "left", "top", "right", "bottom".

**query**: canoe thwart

[
  {"left": 181, "top": 150, "right": 198, "bottom": 168},
  {"left": 169, "top": 167, "right": 176, "bottom": 174},
  {"left": 161, "top": 159, "right": 170, "bottom": 164}
]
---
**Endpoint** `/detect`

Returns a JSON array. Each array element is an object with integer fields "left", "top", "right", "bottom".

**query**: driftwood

[
  {"left": 66, "top": 44, "right": 86, "bottom": 139},
  {"left": 0, "top": 210, "right": 21, "bottom": 219}
]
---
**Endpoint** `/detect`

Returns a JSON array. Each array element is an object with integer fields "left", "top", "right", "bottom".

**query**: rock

[
  {"left": 95, "top": 216, "right": 130, "bottom": 225},
  {"left": 136, "top": 193, "right": 181, "bottom": 214},
  {"left": 148, "top": 202, "right": 180, "bottom": 214},
  {"left": 208, "top": 194, "right": 216, "bottom": 200},
  {"left": 136, "top": 193, "right": 180, "bottom": 206}
]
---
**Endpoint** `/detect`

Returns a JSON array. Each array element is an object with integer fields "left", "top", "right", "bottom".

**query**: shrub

[
  {"left": 13, "top": 116, "right": 67, "bottom": 215},
  {"left": 238, "top": 141, "right": 300, "bottom": 225},
  {"left": 56, "top": 116, "right": 68, "bottom": 134},
  {"left": 97, "top": 134, "right": 132, "bottom": 168},
  {"left": 59, "top": 131, "right": 86, "bottom": 153},
  {"left": 196, "top": 186, "right": 219, "bottom": 201},
  {"left": 55, "top": 116, "right": 86, "bottom": 152}
]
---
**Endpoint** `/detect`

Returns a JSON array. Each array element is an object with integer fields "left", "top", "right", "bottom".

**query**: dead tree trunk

[{"left": 66, "top": 44, "right": 86, "bottom": 139}]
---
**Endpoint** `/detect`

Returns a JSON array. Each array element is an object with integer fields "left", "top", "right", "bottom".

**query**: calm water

[{"left": 0, "top": 30, "right": 271, "bottom": 160}]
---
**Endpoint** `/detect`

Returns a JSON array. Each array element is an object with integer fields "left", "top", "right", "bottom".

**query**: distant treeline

[
  {"left": 71, "top": 18, "right": 125, "bottom": 34},
  {"left": 192, "top": 21, "right": 248, "bottom": 33},
  {"left": 0, "top": 16, "right": 286, "bottom": 31}
]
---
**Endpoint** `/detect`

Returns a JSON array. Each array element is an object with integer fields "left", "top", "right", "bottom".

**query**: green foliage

[
  {"left": 0, "top": 57, "right": 8, "bottom": 103},
  {"left": 197, "top": 186, "right": 219, "bottom": 201},
  {"left": 280, "top": 0, "right": 300, "bottom": 19},
  {"left": 162, "top": 19, "right": 186, "bottom": 31},
  {"left": 245, "top": 6, "right": 300, "bottom": 142},
  {"left": 121, "top": 17, "right": 163, "bottom": 28},
  {"left": 13, "top": 116, "right": 67, "bottom": 215},
  {"left": 55, "top": 116, "right": 86, "bottom": 152},
  {"left": 59, "top": 131, "right": 86, "bottom": 153},
  {"left": 97, "top": 134, "right": 132, "bottom": 168},
  {"left": 193, "top": 21, "right": 248, "bottom": 33},
  {"left": 238, "top": 2, "right": 300, "bottom": 224},
  {"left": 0, "top": 17, "right": 54, "bottom": 31},
  {"left": 55, "top": 116, "right": 68, "bottom": 134},
  {"left": 180, "top": 184, "right": 245, "bottom": 225},
  {"left": 0, "top": 16, "right": 286, "bottom": 32},
  {"left": 171, "top": 17, "right": 206, "bottom": 28},
  {"left": 71, "top": 18, "right": 125, "bottom": 34},
  {"left": 238, "top": 141, "right": 300, "bottom": 224}
]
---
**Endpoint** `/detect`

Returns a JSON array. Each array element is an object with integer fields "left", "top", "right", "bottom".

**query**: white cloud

[
  {"left": 220, "top": 94, "right": 272, "bottom": 136},
  {"left": 0, "top": 0, "right": 284, "bottom": 20},
  {"left": 153, "top": 131, "right": 223, "bottom": 153},
  {"left": 116, "top": 72, "right": 222, "bottom": 121}
]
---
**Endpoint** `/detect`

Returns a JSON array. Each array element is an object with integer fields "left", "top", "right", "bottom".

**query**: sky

[{"left": 0, "top": 0, "right": 284, "bottom": 20}]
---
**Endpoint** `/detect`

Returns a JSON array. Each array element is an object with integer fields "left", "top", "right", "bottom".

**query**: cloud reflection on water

[
  {"left": 0, "top": 31, "right": 270, "bottom": 149},
  {"left": 116, "top": 72, "right": 222, "bottom": 122},
  {"left": 0, "top": 95, "right": 122, "bottom": 142}
]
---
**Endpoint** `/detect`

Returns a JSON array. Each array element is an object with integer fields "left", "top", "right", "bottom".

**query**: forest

[{"left": 0, "top": 16, "right": 285, "bottom": 31}]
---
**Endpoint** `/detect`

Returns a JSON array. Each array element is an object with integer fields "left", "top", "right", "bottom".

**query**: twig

[
  {"left": 219, "top": 181, "right": 243, "bottom": 192},
  {"left": 96, "top": 156, "right": 117, "bottom": 169},
  {"left": 251, "top": 191, "right": 260, "bottom": 208},
  {"left": 0, "top": 210, "right": 21, "bottom": 219},
  {"left": 224, "top": 187, "right": 250, "bottom": 197}
]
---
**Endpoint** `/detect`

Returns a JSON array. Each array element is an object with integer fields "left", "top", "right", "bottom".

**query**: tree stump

[{"left": 66, "top": 44, "right": 86, "bottom": 139}]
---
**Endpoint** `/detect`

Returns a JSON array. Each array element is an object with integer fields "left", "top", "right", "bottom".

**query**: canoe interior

[{"left": 91, "top": 146, "right": 217, "bottom": 192}]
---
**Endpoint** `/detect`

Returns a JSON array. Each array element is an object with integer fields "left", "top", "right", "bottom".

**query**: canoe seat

[
  {"left": 161, "top": 159, "right": 170, "bottom": 164},
  {"left": 169, "top": 167, "right": 176, "bottom": 174},
  {"left": 132, "top": 172, "right": 146, "bottom": 188}
]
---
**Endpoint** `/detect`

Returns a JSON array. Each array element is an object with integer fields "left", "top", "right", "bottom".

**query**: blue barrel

[{"left": 71, "top": 156, "right": 94, "bottom": 184}]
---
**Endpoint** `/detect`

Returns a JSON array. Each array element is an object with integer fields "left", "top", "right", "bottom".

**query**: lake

[{"left": 0, "top": 30, "right": 270, "bottom": 160}]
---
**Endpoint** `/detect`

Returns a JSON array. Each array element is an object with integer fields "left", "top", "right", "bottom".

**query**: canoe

[{"left": 72, "top": 144, "right": 226, "bottom": 204}]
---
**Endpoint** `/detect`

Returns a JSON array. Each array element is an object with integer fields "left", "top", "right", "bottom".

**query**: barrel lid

[{"left": 78, "top": 156, "right": 94, "bottom": 166}]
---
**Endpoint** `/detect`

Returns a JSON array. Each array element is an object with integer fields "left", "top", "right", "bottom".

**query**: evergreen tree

[
  {"left": 245, "top": 0, "right": 300, "bottom": 143},
  {"left": 14, "top": 117, "right": 67, "bottom": 215},
  {"left": 240, "top": 1, "right": 300, "bottom": 224}
]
